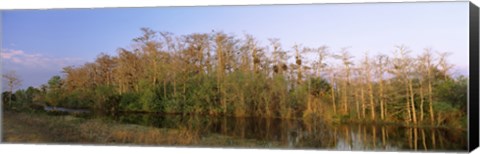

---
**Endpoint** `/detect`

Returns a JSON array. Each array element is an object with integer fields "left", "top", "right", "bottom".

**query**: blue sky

[{"left": 1, "top": 2, "right": 470, "bottom": 90}]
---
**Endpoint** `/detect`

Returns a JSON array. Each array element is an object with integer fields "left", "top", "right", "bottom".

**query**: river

[
  {"left": 107, "top": 113, "right": 467, "bottom": 151},
  {"left": 43, "top": 107, "right": 467, "bottom": 151}
]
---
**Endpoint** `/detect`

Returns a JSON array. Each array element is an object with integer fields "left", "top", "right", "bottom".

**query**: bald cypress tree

[{"left": 333, "top": 49, "right": 353, "bottom": 115}]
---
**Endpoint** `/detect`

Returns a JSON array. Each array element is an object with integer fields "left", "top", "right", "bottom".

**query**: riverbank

[
  {"left": 2, "top": 110, "right": 468, "bottom": 150},
  {"left": 2, "top": 111, "right": 280, "bottom": 147}
]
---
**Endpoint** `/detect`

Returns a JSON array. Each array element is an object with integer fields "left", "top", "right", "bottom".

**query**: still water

[
  {"left": 44, "top": 106, "right": 90, "bottom": 114},
  {"left": 101, "top": 113, "right": 467, "bottom": 151}
]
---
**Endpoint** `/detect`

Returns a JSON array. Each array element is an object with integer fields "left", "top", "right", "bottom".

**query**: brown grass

[
  {"left": 2, "top": 111, "right": 271, "bottom": 147},
  {"left": 2, "top": 111, "right": 201, "bottom": 145}
]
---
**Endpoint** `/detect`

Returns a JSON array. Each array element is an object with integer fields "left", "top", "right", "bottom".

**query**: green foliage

[
  {"left": 162, "top": 99, "right": 181, "bottom": 114},
  {"left": 224, "top": 71, "right": 247, "bottom": 116},
  {"left": 433, "top": 101, "right": 463, "bottom": 127},
  {"left": 119, "top": 92, "right": 141, "bottom": 111},
  {"left": 25, "top": 28, "right": 468, "bottom": 129},
  {"left": 434, "top": 76, "right": 468, "bottom": 113},
  {"left": 433, "top": 101, "right": 455, "bottom": 112},
  {"left": 289, "top": 83, "right": 308, "bottom": 117},
  {"left": 46, "top": 76, "right": 63, "bottom": 107},
  {"left": 60, "top": 90, "right": 92, "bottom": 109},
  {"left": 188, "top": 75, "right": 219, "bottom": 115},
  {"left": 139, "top": 87, "right": 162, "bottom": 112},
  {"left": 2, "top": 91, "right": 16, "bottom": 110},
  {"left": 14, "top": 90, "right": 27, "bottom": 105},
  {"left": 308, "top": 77, "right": 331, "bottom": 96},
  {"left": 93, "top": 85, "right": 120, "bottom": 114}
]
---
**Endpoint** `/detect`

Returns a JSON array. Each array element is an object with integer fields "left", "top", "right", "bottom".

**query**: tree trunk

[
  {"left": 343, "top": 73, "right": 349, "bottom": 115},
  {"left": 330, "top": 72, "right": 337, "bottom": 115},
  {"left": 419, "top": 82, "right": 425, "bottom": 122},
  {"left": 361, "top": 83, "right": 366, "bottom": 119},
  {"left": 426, "top": 53, "right": 435, "bottom": 125},
  {"left": 428, "top": 80, "right": 434, "bottom": 125},
  {"left": 405, "top": 80, "right": 412, "bottom": 124},
  {"left": 368, "top": 76, "right": 375, "bottom": 120},
  {"left": 379, "top": 80, "right": 385, "bottom": 120},
  {"left": 409, "top": 79, "right": 417, "bottom": 124},
  {"left": 306, "top": 80, "right": 312, "bottom": 115},
  {"left": 354, "top": 84, "right": 361, "bottom": 119},
  {"left": 153, "top": 58, "right": 157, "bottom": 86}
]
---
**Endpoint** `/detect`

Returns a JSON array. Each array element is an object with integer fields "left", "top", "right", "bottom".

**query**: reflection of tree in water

[
  {"left": 110, "top": 114, "right": 466, "bottom": 150},
  {"left": 291, "top": 118, "right": 337, "bottom": 148},
  {"left": 297, "top": 124, "right": 466, "bottom": 151}
]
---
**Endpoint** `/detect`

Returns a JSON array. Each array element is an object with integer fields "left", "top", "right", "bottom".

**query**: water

[
  {"left": 106, "top": 113, "right": 467, "bottom": 151},
  {"left": 42, "top": 107, "right": 466, "bottom": 151},
  {"left": 44, "top": 106, "right": 90, "bottom": 114}
]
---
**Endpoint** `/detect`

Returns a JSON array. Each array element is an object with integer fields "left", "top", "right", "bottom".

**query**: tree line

[{"left": 2, "top": 28, "right": 468, "bottom": 127}]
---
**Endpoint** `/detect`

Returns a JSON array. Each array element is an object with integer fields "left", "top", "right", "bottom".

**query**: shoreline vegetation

[
  {"left": 37, "top": 105, "right": 468, "bottom": 130},
  {"left": 2, "top": 28, "right": 468, "bottom": 129},
  {"left": 2, "top": 110, "right": 467, "bottom": 150},
  {"left": 2, "top": 110, "right": 274, "bottom": 147}
]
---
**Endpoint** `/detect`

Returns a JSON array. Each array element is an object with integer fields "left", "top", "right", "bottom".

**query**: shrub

[{"left": 119, "top": 92, "right": 141, "bottom": 112}]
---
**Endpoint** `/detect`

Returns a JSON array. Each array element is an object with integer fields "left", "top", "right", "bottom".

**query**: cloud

[
  {"left": 2, "top": 49, "right": 88, "bottom": 89},
  {"left": 1, "top": 49, "right": 85, "bottom": 70},
  {"left": 1, "top": 50, "right": 24, "bottom": 59}
]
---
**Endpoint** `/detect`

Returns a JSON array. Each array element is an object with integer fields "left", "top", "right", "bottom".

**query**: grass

[
  {"left": 1, "top": 110, "right": 468, "bottom": 151},
  {"left": 2, "top": 110, "right": 281, "bottom": 148}
]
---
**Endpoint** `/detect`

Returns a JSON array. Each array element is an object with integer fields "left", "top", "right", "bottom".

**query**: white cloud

[
  {"left": 1, "top": 49, "right": 24, "bottom": 59},
  {"left": 2, "top": 49, "right": 88, "bottom": 89},
  {"left": 1, "top": 49, "right": 85, "bottom": 70}
]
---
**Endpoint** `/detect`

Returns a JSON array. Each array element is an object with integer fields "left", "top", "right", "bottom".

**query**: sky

[{"left": 1, "top": 1, "right": 470, "bottom": 90}]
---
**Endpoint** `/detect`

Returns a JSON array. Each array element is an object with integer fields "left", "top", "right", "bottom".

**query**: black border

[{"left": 469, "top": 1, "right": 479, "bottom": 152}]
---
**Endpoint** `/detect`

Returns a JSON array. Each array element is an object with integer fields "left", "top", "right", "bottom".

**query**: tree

[
  {"left": 327, "top": 67, "right": 338, "bottom": 115},
  {"left": 269, "top": 38, "right": 289, "bottom": 76},
  {"left": 95, "top": 53, "right": 116, "bottom": 86},
  {"left": 94, "top": 85, "right": 119, "bottom": 114},
  {"left": 417, "top": 48, "right": 436, "bottom": 125},
  {"left": 215, "top": 32, "right": 228, "bottom": 115},
  {"left": 353, "top": 65, "right": 366, "bottom": 119},
  {"left": 46, "top": 76, "right": 63, "bottom": 108},
  {"left": 133, "top": 28, "right": 163, "bottom": 86},
  {"left": 115, "top": 49, "right": 141, "bottom": 94},
  {"left": 437, "top": 51, "right": 453, "bottom": 81},
  {"left": 362, "top": 52, "right": 375, "bottom": 120},
  {"left": 2, "top": 70, "right": 22, "bottom": 108},
  {"left": 34, "top": 28, "right": 467, "bottom": 127},
  {"left": 391, "top": 45, "right": 417, "bottom": 124},
  {"left": 25, "top": 86, "right": 40, "bottom": 103},
  {"left": 307, "top": 46, "right": 328, "bottom": 116},
  {"left": 374, "top": 54, "right": 389, "bottom": 120},
  {"left": 2, "top": 91, "right": 16, "bottom": 109},
  {"left": 14, "top": 86, "right": 40, "bottom": 108},
  {"left": 333, "top": 48, "right": 353, "bottom": 115}
]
